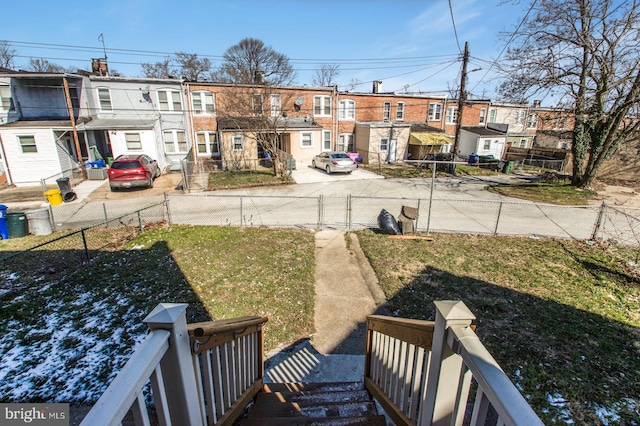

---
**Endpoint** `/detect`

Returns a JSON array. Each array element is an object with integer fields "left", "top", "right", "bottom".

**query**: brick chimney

[
  {"left": 91, "top": 58, "right": 109, "bottom": 76},
  {"left": 373, "top": 80, "right": 382, "bottom": 93}
]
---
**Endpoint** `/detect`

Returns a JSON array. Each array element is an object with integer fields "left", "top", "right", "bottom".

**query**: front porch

[{"left": 79, "top": 301, "right": 543, "bottom": 426}]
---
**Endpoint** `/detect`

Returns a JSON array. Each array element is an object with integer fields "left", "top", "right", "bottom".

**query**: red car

[{"left": 108, "top": 154, "right": 161, "bottom": 191}]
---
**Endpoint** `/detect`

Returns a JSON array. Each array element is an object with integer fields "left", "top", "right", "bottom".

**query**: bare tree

[
  {"left": 27, "top": 58, "right": 69, "bottom": 73},
  {"left": 174, "top": 52, "right": 211, "bottom": 81},
  {"left": 312, "top": 64, "right": 340, "bottom": 86},
  {"left": 499, "top": 0, "right": 640, "bottom": 188},
  {"left": 212, "top": 38, "right": 296, "bottom": 86},
  {"left": 0, "top": 41, "right": 16, "bottom": 69},
  {"left": 141, "top": 57, "right": 173, "bottom": 79}
]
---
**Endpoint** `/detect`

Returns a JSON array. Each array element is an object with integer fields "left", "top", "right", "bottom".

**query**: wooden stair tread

[
  {"left": 262, "top": 382, "right": 365, "bottom": 394},
  {"left": 240, "top": 415, "right": 387, "bottom": 425},
  {"left": 249, "top": 394, "right": 377, "bottom": 418}
]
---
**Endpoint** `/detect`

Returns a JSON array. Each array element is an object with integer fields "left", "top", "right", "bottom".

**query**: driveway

[{"left": 291, "top": 164, "right": 384, "bottom": 184}]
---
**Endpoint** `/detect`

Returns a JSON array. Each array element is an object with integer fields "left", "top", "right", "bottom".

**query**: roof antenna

[{"left": 98, "top": 33, "right": 107, "bottom": 60}]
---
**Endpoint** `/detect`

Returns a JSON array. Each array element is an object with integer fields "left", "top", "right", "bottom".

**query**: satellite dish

[{"left": 294, "top": 97, "right": 305, "bottom": 106}]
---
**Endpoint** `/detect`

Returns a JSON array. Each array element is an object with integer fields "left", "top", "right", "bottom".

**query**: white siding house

[{"left": 458, "top": 127, "right": 507, "bottom": 159}]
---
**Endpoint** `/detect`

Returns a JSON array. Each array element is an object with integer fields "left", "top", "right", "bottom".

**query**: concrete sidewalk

[{"left": 265, "top": 230, "right": 389, "bottom": 383}]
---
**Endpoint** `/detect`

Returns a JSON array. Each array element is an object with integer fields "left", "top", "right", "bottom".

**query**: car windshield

[
  {"left": 331, "top": 153, "right": 349, "bottom": 159},
  {"left": 111, "top": 161, "right": 142, "bottom": 170}
]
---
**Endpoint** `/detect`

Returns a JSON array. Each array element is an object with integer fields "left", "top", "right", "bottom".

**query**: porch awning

[
  {"left": 77, "top": 118, "right": 157, "bottom": 130},
  {"left": 409, "top": 132, "right": 453, "bottom": 145}
]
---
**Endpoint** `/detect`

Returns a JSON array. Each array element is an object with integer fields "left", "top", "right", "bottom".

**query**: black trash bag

[{"left": 377, "top": 209, "right": 401, "bottom": 235}]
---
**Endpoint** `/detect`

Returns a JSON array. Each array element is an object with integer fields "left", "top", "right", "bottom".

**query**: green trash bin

[
  {"left": 503, "top": 161, "right": 515, "bottom": 174},
  {"left": 6, "top": 212, "right": 29, "bottom": 238}
]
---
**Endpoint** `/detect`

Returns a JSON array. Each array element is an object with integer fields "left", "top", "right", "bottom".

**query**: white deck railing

[{"left": 365, "top": 301, "right": 544, "bottom": 426}]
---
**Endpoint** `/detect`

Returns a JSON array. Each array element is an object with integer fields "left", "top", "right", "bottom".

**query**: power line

[{"left": 448, "top": 0, "right": 462, "bottom": 53}]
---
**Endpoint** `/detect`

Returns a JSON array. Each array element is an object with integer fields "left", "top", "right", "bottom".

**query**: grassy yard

[
  {"left": 0, "top": 225, "right": 315, "bottom": 403},
  {"left": 488, "top": 181, "right": 599, "bottom": 205},
  {"left": 356, "top": 229, "right": 640, "bottom": 425},
  {"left": 360, "top": 163, "right": 502, "bottom": 178},
  {"left": 208, "top": 170, "right": 294, "bottom": 190}
]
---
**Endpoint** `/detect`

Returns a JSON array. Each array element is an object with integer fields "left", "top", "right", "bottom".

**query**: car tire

[
  {"left": 148, "top": 176, "right": 154, "bottom": 189},
  {"left": 154, "top": 168, "right": 161, "bottom": 178},
  {"left": 326, "top": 166, "right": 331, "bottom": 175},
  {"left": 312, "top": 160, "right": 317, "bottom": 169},
  {"left": 110, "top": 186, "right": 117, "bottom": 192}
]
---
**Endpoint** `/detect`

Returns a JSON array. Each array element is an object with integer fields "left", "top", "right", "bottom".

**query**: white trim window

[
  {"left": 337, "top": 133, "right": 353, "bottom": 152},
  {"left": 322, "top": 130, "right": 332, "bottom": 151},
  {"left": 396, "top": 102, "right": 405, "bottom": 121},
  {"left": 488, "top": 108, "right": 497, "bottom": 123},
  {"left": 270, "top": 94, "right": 282, "bottom": 117},
  {"left": 383, "top": 101, "right": 391, "bottom": 122},
  {"left": 125, "top": 133, "right": 142, "bottom": 150},
  {"left": 314, "top": 96, "right": 331, "bottom": 117},
  {"left": 515, "top": 110, "right": 526, "bottom": 125},
  {"left": 483, "top": 139, "right": 491, "bottom": 150},
  {"left": 97, "top": 88, "right": 112, "bottom": 111},
  {"left": 527, "top": 113, "right": 538, "bottom": 129},
  {"left": 192, "top": 91, "right": 215, "bottom": 115},
  {"left": 158, "top": 90, "right": 182, "bottom": 112},
  {"left": 0, "top": 85, "right": 12, "bottom": 111},
  {"left": 520, "top": 138, "right": 528, "bottom": 148},
  {"left": 232, "top": 135, "right": 244, "bottom": 151},
  {"left": 252, "top": 94, "right": 264, "bottom": 115},
  {"left": 163, "top": 130, "right": 187, "bottom": 153},
  {"left": 380, "top": 138, "right": 389, "bottom": 151},
  {"left": 554, "top": 116, "right": 567, "bottom": 130},
  {"left": 18, "top": 135, "right": 37, "bottom": 153},
  {"left": 338, "top": 99, "right": 355, "bottom": 120},
  {"left": 428, "top": 103, "right": 442, "bottom": 121},
  {"left": 446, "top": 107, "right": 458, "bottom": 124},
  {"left": 479, "top": 108, "right": 487, "bottom": 124},
  {"left": 301, "top": 132, "right": 313, "bottom": 148},
  {"left": 196, "top": 131, "right": 219, "bottom": 156}
]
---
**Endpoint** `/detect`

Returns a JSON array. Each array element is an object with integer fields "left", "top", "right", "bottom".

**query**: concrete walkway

[{"left": 265, "top": 230, "right": 388, "bottom": 383}]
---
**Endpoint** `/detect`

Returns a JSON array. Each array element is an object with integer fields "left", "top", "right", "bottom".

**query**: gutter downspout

[
  {"left": 333, "top": 85, "right": 338, "bottom": 151},
  {"left": 184, "top": 82, "right": 198, "bottom": 162}
]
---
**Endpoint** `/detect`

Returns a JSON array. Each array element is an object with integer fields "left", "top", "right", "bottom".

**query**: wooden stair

[{"left": 240, "top": 382, "right": 387, "bottom": 425}]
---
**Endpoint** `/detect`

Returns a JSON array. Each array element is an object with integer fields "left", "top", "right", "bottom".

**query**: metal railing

[{"left": 365, "top": 301, "right": 544, "bottom": 426}]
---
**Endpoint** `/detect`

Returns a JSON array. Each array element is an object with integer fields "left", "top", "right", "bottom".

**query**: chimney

[
  {"left": 254, "top": 70, "right": 265, "bottom": 84},
  {"left": 91, "top": 58, "right": 109, "bottom": 76},
  {"left": 373, "top": 80, "right": 382, "bottom": 93},
  {"left": 533, "top": 100, "right": 541, "bottom": 108}
]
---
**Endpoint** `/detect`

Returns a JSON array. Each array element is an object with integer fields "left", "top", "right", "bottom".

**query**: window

[
  {"left": 446, "top": 107, "right": 458, "bottom": 124},
  {"left": 520, "top": 138, "right": 528, "bottom": 148},
  {"left": 428, "top": 103, "right": 442, "bottom": 121},
  {"left": 97, "top": 88, "right": 112, "bottom": 111},
  {"left": 125, "top": 133, "right": 142, "bottom": 150},
  {"left": 339, "top": 99, "right": 355, "bottom": 120},
  {"left": 192, "top": 91, "right": 215, "bottom": 114},
  {"left": 554, "top": 116, "right": 567, "bottom": 130},
  {"left": 301, "top": 132, "right": 313, "bottom": 148},
  {"left": 380, "top": 138, "right": 389, "bottom": 151},
  {"left": 270, "top": 94, "right": 281, "bottom": 117},
  {"left": 396, "top": 102, "right": 405, "bottom": 121},
  {"left": 322, "top": 130, "right": 332, "bottom": 151},
  {"left": 158, "top": 90, "right": 182, "bottom": 111},
  {"left": 479, "top": 108, "right": 487, "bottom": 124},
  {"left": 337, "top": 133, "right": 353, "bottom": 152},
  {"left": 232, "top": 135, "right": 244, "bottom": 151},
  {"left": 383, "top": 102, "right": 391, "bottom": 122},
  {"left": 527, "top": 113, "right": 538, "bottom": 129},
  {"left": 488, "top": 108, "right": 497, "bottom": 123},
  {"left": 483, "top": 139, "right": 491, "bottom": 150},
  {"left": 18, "top": 135, "right": 37, "bottom": 153},
  {"left": 252, "top": 94, "right": 264, "bottom": 115},
  {"left": 163, "top": 130, "right": 187, "bottom": 153},
  {"left": 515, "top": 110, "right": 525, "bottom": 125},
  {"left": 196, "top": 132, "right": 219, "bottom": 155},
  {"left": 314, "top": 96, "right": 331, "bottom": 116},
  {"left": 0, "top": 85, "right": 12, "bottom": 111}
]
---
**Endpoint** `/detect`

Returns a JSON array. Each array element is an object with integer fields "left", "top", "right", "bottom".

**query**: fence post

[
  {"left": 103, "top": 203, "right": 108, "bottom": 225},
  {"left": 144, "top": 303, "right": 204, "bottom": 426},
  {"left": 426, "top": 163, "right": 436, "bottom": 235},
  {"left": 240, "top": 197, "right": 244, "bottom": 226},
  {"left": 419, "top": 301, "right": 475, "bottom": 426},
  {"left": 137, "top": 211, "right": 143, "bottom": 232},
  {"left": 317, "top": 194, "right": 323, "bottom": 229},
  {"left": 592, "top": 201, "right": 607, "bottom": 240},
  {"left": 494, "top": 201, "right": 503, "bottom": 236},
  {"left": 346, "top": 194, "right": 352, "bottom": 231},
  {"left": 81, "top": 229, "right": 90, "bottom": 263},
  {"left": 164, "top": 193, "right": 172, "bottom": 225}
]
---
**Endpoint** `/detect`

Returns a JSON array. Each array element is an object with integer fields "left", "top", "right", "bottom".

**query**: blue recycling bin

[{"left": 0, "top": 204, "right": 8, "bottom": 240}]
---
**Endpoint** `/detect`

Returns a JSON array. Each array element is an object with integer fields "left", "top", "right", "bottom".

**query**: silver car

[{"left": 312, "top": 152, "right": 357, "bottom": 174}]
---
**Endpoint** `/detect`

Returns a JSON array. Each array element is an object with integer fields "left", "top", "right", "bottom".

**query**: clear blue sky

[{"left": 2, "top": 0, "right": 530, "bottom": 99}]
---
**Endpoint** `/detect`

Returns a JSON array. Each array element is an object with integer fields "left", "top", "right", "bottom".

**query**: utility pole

[
  {"left": 452, "top": 41, "right": 469, "bottom": 159},
  {"left": 63, "top": 76, "right": 87, "bottom": 180}
]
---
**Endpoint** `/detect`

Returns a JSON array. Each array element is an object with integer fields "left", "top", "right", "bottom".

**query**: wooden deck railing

[
  {"left": 365, "top": 300, "right": 544, "bottom": 426},
  {"left": 188, "top": 315, "right": 268, "bottom": 426}
]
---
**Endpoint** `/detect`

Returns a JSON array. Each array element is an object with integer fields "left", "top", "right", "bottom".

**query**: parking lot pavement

[{"left": 291, "top": 164, "right": 384, "bottom": 184}]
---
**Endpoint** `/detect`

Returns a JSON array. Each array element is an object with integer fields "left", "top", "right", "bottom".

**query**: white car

[{"left": 312, "top": 152, "right": 357, "bottom": 174}]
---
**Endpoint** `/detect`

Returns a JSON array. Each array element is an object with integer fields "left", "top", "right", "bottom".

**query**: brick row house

[{"left": 0, "top": 64, "right": 577, "bottom": 186}]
